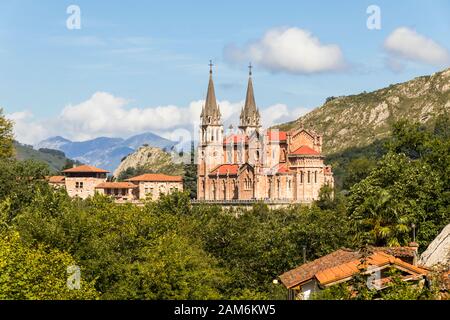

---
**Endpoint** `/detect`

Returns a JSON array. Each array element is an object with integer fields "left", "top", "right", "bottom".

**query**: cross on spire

[
  {"left": 248, "top": 62, "right": 253, "bottom": 76},
  {"left": 209, "top": 60, "right": 214, "bottom": 74}
]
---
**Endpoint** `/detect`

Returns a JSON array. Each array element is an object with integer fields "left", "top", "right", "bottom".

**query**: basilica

[{"left": 197, "top": 64, "right": 334, "bottom": 203}]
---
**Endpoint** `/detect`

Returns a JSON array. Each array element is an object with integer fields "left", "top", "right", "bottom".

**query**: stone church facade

[{"left": 197, "top": 65, "right": 334, "bottom": 203}]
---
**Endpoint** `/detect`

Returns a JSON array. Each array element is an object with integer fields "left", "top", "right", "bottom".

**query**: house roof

[
  {"left": 47, "top": 175, "right": 65, "bottom": 183},
  {"left": 279, "top": 248, "right": 427, "bottom": 289},
  {"left": 95, "top": 182, "right": 138, "bottom": 189},
  {"left": 126, "top": 173, "right": 183, "bottom": 182},
  {"left": 315, "top": 251, "right": 427, "bottom": 286},
  {"left": 369, "top": 246, "right": 417, "bottom": 259},
  {"left": 209, "top": 164, "right": 239, "bottom": 176},
  {"left": 63, "top": 165, "right": 109, "bottom": 173},
  {"left": 279, "top": 249, "right": 360, "bottom": 289},
  {"left": 289, "top": 145, "right": 321, "bottom": 156}
]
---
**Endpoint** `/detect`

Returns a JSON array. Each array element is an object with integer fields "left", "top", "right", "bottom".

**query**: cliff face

[
  {"left": 278, "top": 68, "right": 450, "bottom": 154},
  {"left": 113, "top": 146, "right": 184, "bottom": 178}
]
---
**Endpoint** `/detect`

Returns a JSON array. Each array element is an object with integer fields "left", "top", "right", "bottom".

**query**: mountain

[
  {"left": 277, "top": 68, "right": 450, "bottom": 155},
  {"left": 35, "top": 132, "right": 177, "bottom": 172},
  {"left": 14, "top": 141, "right": 78, "bottom": 173},
  {"left": 114, "top": 146, "right": 185, "bottom": 179}
]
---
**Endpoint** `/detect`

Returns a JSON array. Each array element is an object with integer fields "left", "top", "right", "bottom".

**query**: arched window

[
  {"left": 307, "top": 171, "right": 311, "bottom": 184},
  {"left": 300, "top": 171, "right": 303, "bottom": 183},
  {"left": 314, "top": 171, "right": 317, "bottom": 183}
]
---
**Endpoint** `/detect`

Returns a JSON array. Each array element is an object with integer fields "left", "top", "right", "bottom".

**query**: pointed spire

[
  {"left": 240, "top": 63, "right": 261, "bottom": 129},
  {"left": 201, "top": 60, "right": 221, "bottom": 126}
]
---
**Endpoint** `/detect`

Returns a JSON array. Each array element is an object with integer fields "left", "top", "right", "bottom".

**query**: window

[
  {"left": 300, "top": 171, "right": 303, "bottom": 184},
  {"left": 307, "top": 171, "right": 311, "bottom": 184},
  {"left": 314, "top": 171, "right": 317, "bottom": 184},
  {"left": 75, "top": 181, "right": 84, "bottom": 189}
]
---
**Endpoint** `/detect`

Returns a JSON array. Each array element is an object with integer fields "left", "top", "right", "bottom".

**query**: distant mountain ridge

[
  {"left": 36, "top": 132, "right": 177, "bottom": 172},
  {"left": 277, "top": 67, "right": 450, "bottom": 154}
]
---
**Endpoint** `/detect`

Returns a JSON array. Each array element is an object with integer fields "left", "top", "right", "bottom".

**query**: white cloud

[
  {"left": 6, "top": 111, "right": 49, "bottom": 145},
  {"left": 8, "top": 92, "right": 306, "bottom": 145},
  {"left": 224, "top": 27, "right": 347, "bottom": 74},
  {"left": 384, "top": 27, "right": 450, "bottom": 67}
]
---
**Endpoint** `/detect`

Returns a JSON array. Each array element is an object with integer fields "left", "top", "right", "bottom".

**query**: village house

[
  {"left": 197, "top": 63, "right": 334, "bottom": 204},
  {"left": 48, "top": 165, "right": 183, "bottom": 202},
  {"left": 279, "top": 246, "right": 427, "bottom": 300},
  {"left": 95, "top": 182, "right": 139, "bottom": 202},
  {"left": 62, "top": 165, "right": 109, "bottom": 199},
  {"left": 126, "top": 173, "right": 184, "bottom": 201}
]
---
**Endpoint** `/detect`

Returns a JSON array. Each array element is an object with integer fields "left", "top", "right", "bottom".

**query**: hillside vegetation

[
  {"left": 278, "top": 68, "right": 450, "bottom": 154},
  {"left": 14, "top": 141, "right": 77, "bottom": 173}
]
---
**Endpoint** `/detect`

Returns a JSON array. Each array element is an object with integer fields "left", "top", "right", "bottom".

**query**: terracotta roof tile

[
  {"left": 279, "top": 249, "right": 360, "bottom": 289},
  {"left": 280, "top": 248, "right": 427, "bottom": 289},
  {"left": 126, "top": 173, "right": 182, "bottom": 182},
  {"left": 47, "top": 175, "right": 65, "bottom": 183},
  {"left": 63, "top": 165, "right": 109, "bottom": 173},
  {"left": 290, "top": 145, "right": 321, "bottom": 156},
  {"left": 95, "top": 182, "right": 138, "bottom": 189},
  {"left": 209, "top": 164, "right": 239, "bottom": 176}
]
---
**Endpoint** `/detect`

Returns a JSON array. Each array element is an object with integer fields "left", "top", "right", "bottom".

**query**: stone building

[
  {"left": 126, "top": 173, "right": 183, "bottom": 201},
  {"left": 62, "top": 165, "right": 108, "bottom": 199},
  {"left": 95, "top": 182, "right": 139, "bottom": 202},
  {"left": 197, "top": 64, "right": 334, "bottom": 203},
  {"left": 49, "top": 165, "right": 183, "bottom": 202}
]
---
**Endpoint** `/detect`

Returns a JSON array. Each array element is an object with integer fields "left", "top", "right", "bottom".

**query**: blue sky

[{"left": 1, "top": 0, "right": 449, "bottom": 144}]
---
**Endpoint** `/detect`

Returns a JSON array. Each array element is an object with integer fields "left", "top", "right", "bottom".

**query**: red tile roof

[
  {"left": 267, "top": 130, "right": 287, "bottom": 141},
  {"left": 369, "top": 246, "right": 417, "bottom": 258},
  {"left": 279, "top": 248, "right": 427, "bottom": 289},
  {"left": 290, "top": 145, "right": 320, "bottom": 156},
  {"left": 95, "top": 182, "right": 138, "bottom": 189},
  {"left": 277, "top": 163, "right": 290, "bottom": 174},
  {"left": 209, "top": 164, "right": 239, "bottom": 176},
  {"left": 315, "top": 251, "right": 427, "bottom": 286},
  {"left": 47, "top": 175, "right": 65, "bottom": 183},
  {"left": 280, "top": 249, "right": 360, "bottom": 289},
  {"left": 126, "top": 173, "right": 182, "bottom": 182},
  {"left": 63, "top": 165, "right": 109, "bottom": 173}
]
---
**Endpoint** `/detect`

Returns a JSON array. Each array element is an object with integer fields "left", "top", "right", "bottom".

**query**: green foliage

[
  {"left": 0, "top": 159, "right": 51, "bottom": 221},
  {"left": 183, "top": 143, "right": 198, "bottom": 199},
  {"left": 0, "top": 114, "right": 448, "bottom": 300},
  {"left": 14, "top": 141, "right": 78, "bottom": 173},
  {"left": 0, "top": 231, "right": 99, "bottom": 300},
  {"left": 348, "top": 115, "right": 450, "bottom": 248},
  {"left": 0, "top": 109, "right": 14, "bottom": 159}
]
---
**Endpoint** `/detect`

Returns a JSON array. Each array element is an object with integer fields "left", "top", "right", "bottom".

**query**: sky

[{"left": 0, "top": 0, "right": 449, "bottom": 144}]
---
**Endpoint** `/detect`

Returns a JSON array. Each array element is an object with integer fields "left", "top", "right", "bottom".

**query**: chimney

[{"left": 408, "top": 242, "right": 419, "bottom": 265}]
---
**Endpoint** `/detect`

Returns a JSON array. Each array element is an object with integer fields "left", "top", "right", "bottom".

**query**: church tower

[
  {"left": 239, "top": 63, "right": 261, "bottom": 136},
  {"left": 197, "top": 61, "right": 224, "bottom": 200}
]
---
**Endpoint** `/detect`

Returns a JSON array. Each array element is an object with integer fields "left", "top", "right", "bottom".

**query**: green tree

[
  {"left": 0, "top": 108, "right": 14, "bottom": 159},
  {"left": 0, "top": 231, "right": 99, "bottom": 300}
]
